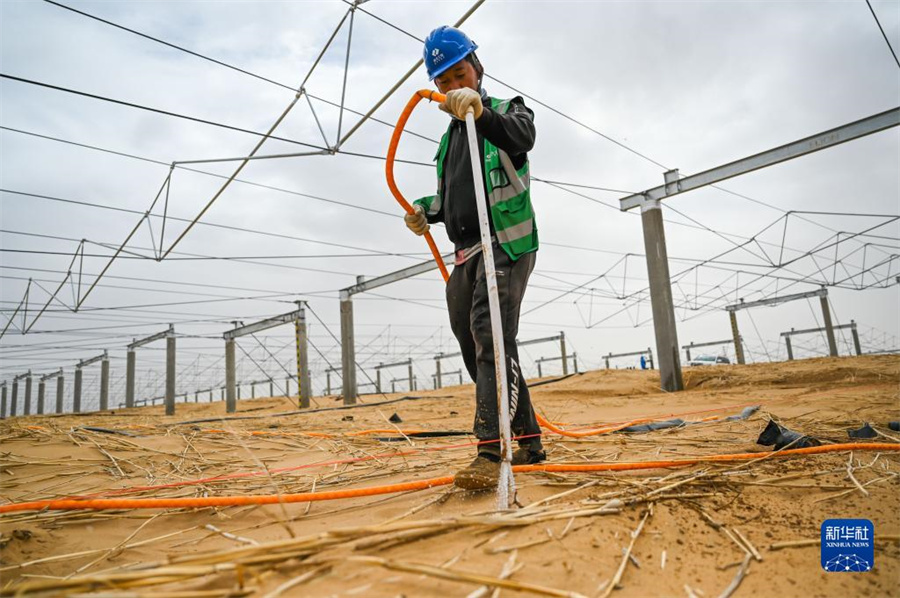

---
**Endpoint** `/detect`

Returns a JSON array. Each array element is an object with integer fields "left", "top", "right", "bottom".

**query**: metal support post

[
  {"left": 685, "top": 344, "right": 692, "bottom": 363},
  {"left": 99, "top": 358, "right": 109, "bottom": 411},
  {"left": 435, "top": 355, "right": 443, "bottom": 389},
  {"left": 125, "top": 350, "right": 136, "bottom": 408},
  {"left": 326, "top": 370, "right": 332, "bottom": 395},
  {"left": 729, "top": 311, "right": 746, "bottom": 365},
  {"left": 537, "top": 361, "right": 543, "bottom": 378},
  {"left": 251, "top": 382, "right": 256, "bottom": 399},
  {"left": 851, "top": 321, "right": 862, "bottom": 356},
  {"left": 225, "top": 338, "right": 236, "bottom": 413},
  {"left": 56, "top": 374, "right": 64, "bottom": 413},
  {"left": 37, "top": 380, "right": 45, "bottom": 415},
  {"left": 1, "top": 383, "right": 6, "bottom": 419},
  {"left": 408, "top": 360, "right": 414, "bottom": 392},
  {"left": 340, "top": 291, "right": 357, "bottom": 404},
  {"left": 194, "top": 392, "right": 199, "bottom": 403},
  {"left": 269, "top": 379, "right": 274, "bottom": 397},
  {"left": 24, "top": 373, "right": 32, "bottom": 416},
  {"left": 572, "top": 353, "right": 579, "bottom": 373},
  {"left": 604, "top": 355, "right": 610, "bottom": 370},
  {"left": 295, "top": 305, "right": 311, "bottom": 408},
  {"left": 165, "top": 335, "right": 176, "bottom": 415},
  {"left": 785, "top": 334, "right": 794, "bottom": 361},
  {"left": 11, "top": 380, "right": 18, "bottom": 416},
  {"left": 376, "top": 367, "right": 382, "bottom": 394},
  {"left": 73, "top": 367, "right": 82, "bottom": 412},
  {"left": 640, "top": 195, "right": 683, "bottom": 391},
  {"left": 819, "top": 293, "right": 838, "bottom": 357},
  {"left": 559, "top": 332, "right": 568, "bottom": 375}
]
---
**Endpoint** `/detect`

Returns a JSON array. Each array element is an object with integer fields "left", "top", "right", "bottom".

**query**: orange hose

[
  {"left": 386, "top": 89, "right": 449, "bottom": 282},
  {"left": 200, "top": 428, "right": 432, "bottom": 439},
  {"left": 2, "top": 443, "right": 895, "bottom": 514},
  {"left": 536, "top": 412, "right": 655, "bottom": 437}
]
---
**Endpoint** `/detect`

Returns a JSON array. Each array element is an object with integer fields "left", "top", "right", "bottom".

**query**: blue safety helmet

[{"left": 423, "top": 26, "right": 478, "bottom": 81}]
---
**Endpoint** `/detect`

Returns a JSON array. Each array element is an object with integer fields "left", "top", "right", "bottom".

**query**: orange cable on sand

[
  {"left": 1, "top": 443, "right": 896, "bottom": 514},
  {"left": 386, "top": 89, "right": 449, "bottom": 282}
]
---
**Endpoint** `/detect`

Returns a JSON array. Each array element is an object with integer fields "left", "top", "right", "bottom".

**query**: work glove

[
  {"left": 440, "top": 88, "right": 483, "bottom": 121},
  {"left": 405, "top": 204, "right": 429, "bottom": 236}
]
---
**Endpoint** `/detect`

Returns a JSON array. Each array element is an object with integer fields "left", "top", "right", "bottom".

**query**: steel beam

[
  {"left": 342, "top": 255, "right": 454, "bottom": 297},
  {"left": 78, "top": 351, "right": 108, "bottom": 369},
  {"left": 224, "top": 309, "right": 305, "bottom": 340},
  {"left": 128, "top": 325, "right": 174, "bottom": 349},
  {"left": 619, "top": 108, "right": 900, "bottom": 211},
  {"left": 517, "top": 333, "right": 564, "bottom": 348},
  {"left": 780, "top": 322, "right": 857, "bottom": 337},
  {"left": 40, "top": 369, "right": 62, "bottom": 382},
  {"left": 725, "top": 288, "right": 826, "bottom": 312}
]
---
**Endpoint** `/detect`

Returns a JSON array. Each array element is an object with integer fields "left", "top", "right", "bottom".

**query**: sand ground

[{"left": 1, "top": 355, "right": 898, "bottom": 597}]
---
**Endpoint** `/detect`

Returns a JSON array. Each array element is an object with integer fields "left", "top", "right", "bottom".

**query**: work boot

[
  {"left": 454, "top": 454, "right": 500, "bottom": 490},
  {"left": 511, "top": 446, "right": 546, "bottom": 465}
]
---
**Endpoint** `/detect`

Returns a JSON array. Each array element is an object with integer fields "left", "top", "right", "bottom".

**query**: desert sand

[{"left": 1, "top": 355, "right": 898, "bottom": 597}]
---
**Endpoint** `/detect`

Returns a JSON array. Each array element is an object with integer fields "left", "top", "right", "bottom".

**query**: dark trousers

[{"left": 446, "top": 246, "right": 542, "bottom": 457}]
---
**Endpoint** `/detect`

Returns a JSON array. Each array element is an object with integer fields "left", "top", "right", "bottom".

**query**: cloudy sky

[{"left": 1, "top": 0, "right": 898, "bottom": 412}]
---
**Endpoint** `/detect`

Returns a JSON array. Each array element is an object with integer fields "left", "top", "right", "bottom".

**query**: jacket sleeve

[
  {"left": 413, "top": 195, "right": 444, "bottom": 224},
  {"left": 474, "top": 96, "right": 535, "bottom": 157}
]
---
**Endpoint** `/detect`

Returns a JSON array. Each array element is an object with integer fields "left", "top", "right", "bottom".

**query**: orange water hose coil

[{"left": 1, "top": 443, "right": 896, "bottom": 514}]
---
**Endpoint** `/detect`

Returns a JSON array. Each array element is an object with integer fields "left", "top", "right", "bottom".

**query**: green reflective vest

[{"left": 414, "top": 97, "right": 538, "bottom": 261}]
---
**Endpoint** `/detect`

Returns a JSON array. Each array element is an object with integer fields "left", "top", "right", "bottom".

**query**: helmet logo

[{"left": 431, "top": 48, "right": 440, "bottom": 57}]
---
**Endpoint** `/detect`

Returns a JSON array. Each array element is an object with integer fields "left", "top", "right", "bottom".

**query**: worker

[{"left": 405, "top": 26, "right": 544, "bottom": 490}]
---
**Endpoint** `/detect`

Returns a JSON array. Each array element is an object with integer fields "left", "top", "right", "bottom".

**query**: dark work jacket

[{"left": 426, "top": 93, "right": 536, "bottom": 252}]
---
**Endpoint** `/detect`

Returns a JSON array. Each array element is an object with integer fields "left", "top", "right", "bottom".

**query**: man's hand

[
  {"left": 405, "top": 204, "right": 429, "bottom": 236},
  {"left": 440, "top": 88, "right": 483, "bottom": 121}
]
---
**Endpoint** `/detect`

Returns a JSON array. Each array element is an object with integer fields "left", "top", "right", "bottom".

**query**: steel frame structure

[
  {"left": 780, "top": 319, "right": 861, "bottom": 360},
  {"left": 223, "top": 303, "right": 310, "bottom": 413},
  {"left": 726, "top": 288, "right": 837, "bottom": 362},
  {"left": 75, "top": 351, "right": 109, "bottom": 413},
  {"left": 617, "top": 107, "right": 899, "bottom": 390}
]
